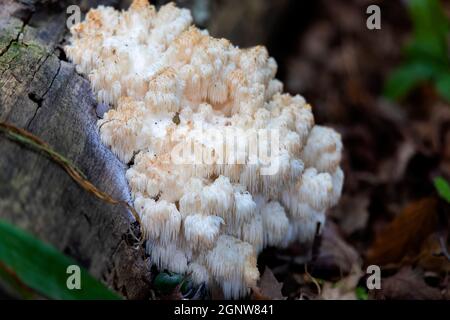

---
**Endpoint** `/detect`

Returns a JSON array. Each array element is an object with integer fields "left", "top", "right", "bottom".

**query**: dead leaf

[
  {"left": 367, "top": 197, "right": 439, "bottom": 267},
  {"left": 330, "top": 194, "right": 370, "bottom": 235},
  {"left": 417, "top": 233, "right": 450, "bottom": 274},
  {"left": 252, "top": 267, "right": 286, "bottom": 300},
  {"left": 290, "top": 273, "right": 321, "bottom": 300},
  {"left": 311, "top": 222, "right": 361, "bottom": 279},
  {"left": 377, "top": 139, "right": 416, "bottom": 183},
  {"left": 412, "top": 103, "right": 450, "bottom": 156},
  {"left": 371, "top": 267, "right": 443, "bottom": 300},
  {"left": 321, "top": 265, "right": 363, "bottom": 300}
]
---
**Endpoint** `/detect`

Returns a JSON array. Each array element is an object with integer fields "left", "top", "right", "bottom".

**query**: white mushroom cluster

[{"left": 65, "top": 0, "right": 344, "bottom": 299}]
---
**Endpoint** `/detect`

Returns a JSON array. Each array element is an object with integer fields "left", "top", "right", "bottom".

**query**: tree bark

[{"left": 0, "top": 0, "right": 151, "bottom": 299}]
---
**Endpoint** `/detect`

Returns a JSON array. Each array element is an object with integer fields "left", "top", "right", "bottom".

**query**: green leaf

[
  {"left": 384, "top": 62, "right": 435, "bottom": 100},
  {"left": 355, "top": 286, "right": 369, "bottom": 300},
  {"left": 0, "top": 220, "right": 121, "bottom": 300},
  {"left": 407, "top": 0, "right": 450, "bottom": 63},
  {"left": 385, "top": 0, "right": 450, "bottom": 101},
  {"left": 434, "top": 177, "right": 450, "bottom": 203},
  {"left": 153, "top": 272, "right": 189, "bottom": 294},
  {"left": 435, "top": 71, "right": 450, "bottom": 103}
]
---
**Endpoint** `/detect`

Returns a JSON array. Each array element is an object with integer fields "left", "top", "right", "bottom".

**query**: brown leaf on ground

[
  {"left": 417, "top": 233, "right": 450, "bottom": 274},
  {"left": 366, "top": 197, "right": 439, "bottom": 267},
  {"left": 311, "top": 222, "right": 361, "bottom": 279},
  {"left": 370, "top": 267, "right": 443, "bottom": 300},
  {"left": 251, "top": 267, "right": 286, "bottom": 300},
  {"left": 411, "top": 103, "right": 450, "bottom": 157}
]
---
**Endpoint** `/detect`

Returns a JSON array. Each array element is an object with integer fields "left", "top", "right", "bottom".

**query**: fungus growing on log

[{"left": 65, "top": 0, "right": 344, "bottom": 299}]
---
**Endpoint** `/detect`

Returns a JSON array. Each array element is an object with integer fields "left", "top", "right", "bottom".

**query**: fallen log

[{"left": 0, "top": 0, "right": 150, "bottom": 299}]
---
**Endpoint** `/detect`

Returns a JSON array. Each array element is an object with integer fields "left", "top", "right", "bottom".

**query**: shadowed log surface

[{"left": 0, "top": 0, "right": 151, "bottom": 299}]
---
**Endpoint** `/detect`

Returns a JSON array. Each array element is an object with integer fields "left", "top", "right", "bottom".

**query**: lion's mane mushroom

[{"left": 65, "top": 0, "right": 344, "bottom": 299}]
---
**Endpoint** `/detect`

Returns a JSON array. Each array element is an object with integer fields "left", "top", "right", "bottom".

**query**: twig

[
  {"left": 304, "top": 264, "right": 321, "bottom": 296},
  {"left": 0, "top": 122, "right": 141, "bottom": 226}
]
